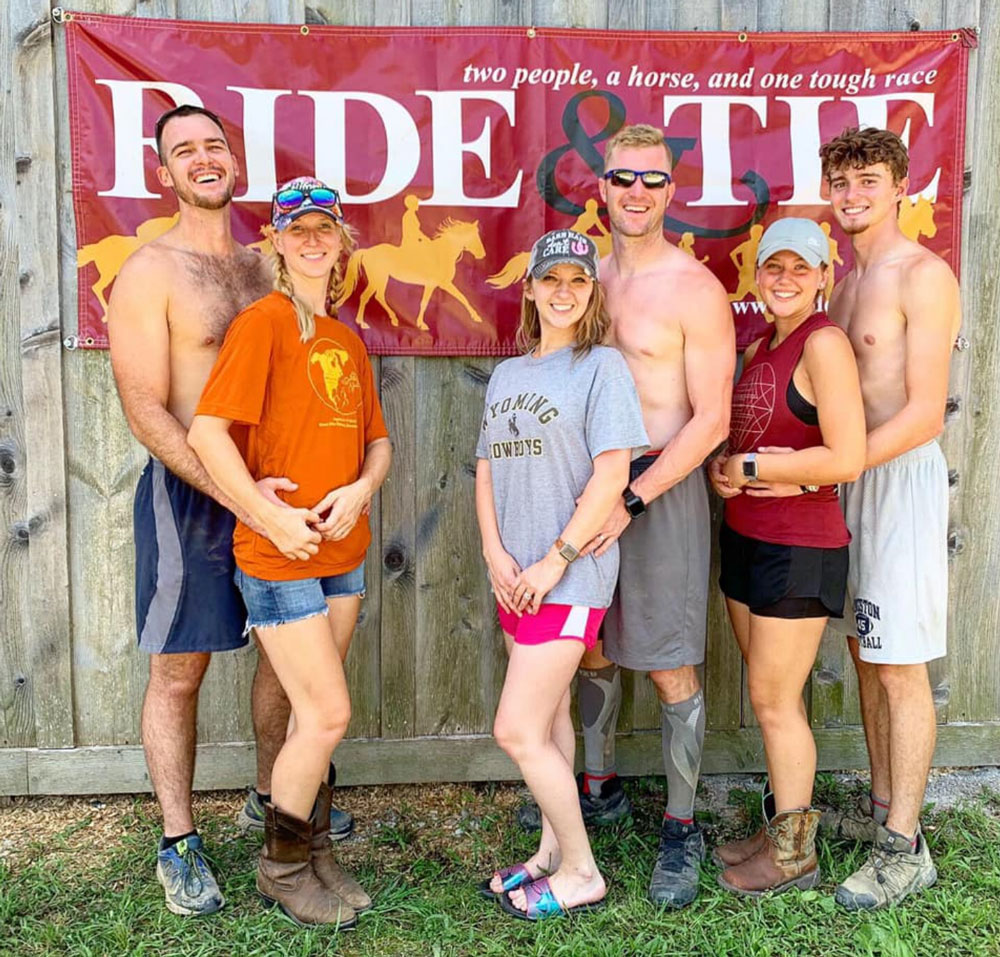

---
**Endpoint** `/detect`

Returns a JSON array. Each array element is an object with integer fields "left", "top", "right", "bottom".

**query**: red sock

[
  {"left": 583, "top": 771, "right": 615, "bottom": 795},
  {"left": 663, "top": 812, "right": 694, "bottom": 826}
]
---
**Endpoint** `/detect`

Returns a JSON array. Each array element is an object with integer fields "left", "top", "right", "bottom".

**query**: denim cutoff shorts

[{"left": 234, "top": 562, "right": 366, "bottom": 632}]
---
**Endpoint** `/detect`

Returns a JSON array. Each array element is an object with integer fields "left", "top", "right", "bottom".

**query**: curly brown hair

[{"left": 820, "top": 127, "right": 909, "bottom": 184}]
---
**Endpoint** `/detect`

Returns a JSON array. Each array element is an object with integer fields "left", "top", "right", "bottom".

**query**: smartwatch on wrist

[
  {"left": 555, "top": 537, "right": 580, "bottom": 563},
  {"left": 622, "top": 485, "right": 646, "bottom": 518},
  {"left": 800, "top": 484, "right": 820, "bottom": 493},
  {"left": 742, "top": 452, "right": 758, "bottom": 482}
]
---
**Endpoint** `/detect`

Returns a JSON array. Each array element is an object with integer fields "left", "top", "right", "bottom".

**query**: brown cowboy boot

[
  {"left": 713, "top": 785, "right": 775, "bottom": 868},
  {"left": 717, "top": 808, "right": 821, "bottom": 897},
  {"left": 312, "top": 781, "right": 372, "bottom": 912},
  {"left": 257, "top": 802, "right": 358, "bottom": 928}
]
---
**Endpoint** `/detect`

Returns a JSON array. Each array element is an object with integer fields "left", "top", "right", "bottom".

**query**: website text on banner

[{"left": 66, "top": 17, "right": 973, "bottom": 354}]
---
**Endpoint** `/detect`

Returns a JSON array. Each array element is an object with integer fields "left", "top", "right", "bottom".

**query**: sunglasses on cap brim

[
  {"left": 603, "top": 168, "right": 672, "bottom": 189},
  {"left": 271, "top": 185, "right": 344, "bottom": 222}
]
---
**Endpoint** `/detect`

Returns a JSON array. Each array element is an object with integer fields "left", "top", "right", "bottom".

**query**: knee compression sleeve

[
  {"left": 661, "top": 690, "right": 706, "bottom": 821},
  {"left": 578, "top": 663, "right": 622, "bottom": 776}
]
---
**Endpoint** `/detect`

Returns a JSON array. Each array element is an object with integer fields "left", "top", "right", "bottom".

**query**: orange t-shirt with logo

[{"left": 196, "top": 292, "right": 389, "bottom": 580}]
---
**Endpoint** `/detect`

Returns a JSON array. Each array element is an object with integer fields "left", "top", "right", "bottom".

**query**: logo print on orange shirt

[{"left": 308, "top": 339, "right": 363, "bottom": 421}]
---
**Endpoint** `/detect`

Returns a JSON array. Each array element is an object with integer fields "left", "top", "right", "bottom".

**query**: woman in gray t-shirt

[{"left": 475, "top": 230, "right": 647, "bottom": 920}]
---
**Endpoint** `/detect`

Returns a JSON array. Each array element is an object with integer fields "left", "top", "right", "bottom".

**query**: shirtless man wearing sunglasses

[
  {"left": 107, "top": 105, "right": 351, "bottom": 917},
  {"left": 581, "top": 123, "right": 735, "bottom": 909}
]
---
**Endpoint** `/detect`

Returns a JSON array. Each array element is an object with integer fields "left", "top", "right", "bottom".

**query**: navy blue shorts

[{"left": 134, "top": 459, "right": 247, "bottom": 654}]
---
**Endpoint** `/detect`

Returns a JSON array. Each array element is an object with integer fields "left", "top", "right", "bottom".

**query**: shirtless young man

[
  {"left": 814, "top": 127, "right": 961, "bottom": 909},
  {"left": 107, "top": 105, "right": 347, "bottom": 915},
  {"left": 583, "top": 124, "right": 735, "bottom": 908}
]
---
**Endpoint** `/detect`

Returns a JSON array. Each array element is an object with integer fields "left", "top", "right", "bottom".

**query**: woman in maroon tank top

[{"left": 708, "top": 218, "right": 866, "bottom": 896}]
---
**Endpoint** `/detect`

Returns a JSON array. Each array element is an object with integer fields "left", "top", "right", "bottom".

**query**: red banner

[{"left": 65, "top": 15, "right": 972, "bottom": 353}]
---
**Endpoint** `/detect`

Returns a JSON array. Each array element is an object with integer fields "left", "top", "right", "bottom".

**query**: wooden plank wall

[{"left": 0, "top": 0, "right": 997, "bottom": 794}]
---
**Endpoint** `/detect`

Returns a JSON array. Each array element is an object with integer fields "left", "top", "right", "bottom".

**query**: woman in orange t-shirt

[{"left": 188, "top": 178, "right": 391, "bottom": 928}]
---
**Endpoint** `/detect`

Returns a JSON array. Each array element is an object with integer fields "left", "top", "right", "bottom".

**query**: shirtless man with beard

[
  {"left": 581, "top": 123, "right": 735, "bottom": 909},
  {"left": 816, "top": 127, "right": 961, "bottom": 910},
  {"left": 107, "top": 105, "right": 350, "bottom": 916}
]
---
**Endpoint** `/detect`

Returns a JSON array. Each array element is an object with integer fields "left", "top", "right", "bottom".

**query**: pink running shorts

[{"left": 496, "top": 603, "right": 606, "bottom": 650}]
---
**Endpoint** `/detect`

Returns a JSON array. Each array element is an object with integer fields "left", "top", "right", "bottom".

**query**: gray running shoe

[
  {"left": 835, "top": 825, "right": 937, "bottom": 910},
  {"left": 516, "top": 772, "right": 631, "bottom": 832},
  {"left": 239, "top": 787, "right": 354, "bottom": 841},
  {"left": 820, "top": 792, "right": 882, "bottom": 843},
  {"left": 649, "top": 818, "right": 705, "bottom": 909},
  {"left": 156, "top": 834, "right": 224, "bottom": 916}
]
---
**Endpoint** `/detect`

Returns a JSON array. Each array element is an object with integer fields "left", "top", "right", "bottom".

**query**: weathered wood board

[{"left": 0, "top": 0, "right": 996, "bottom": 796}]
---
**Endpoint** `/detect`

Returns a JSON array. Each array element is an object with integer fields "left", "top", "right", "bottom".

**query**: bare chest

[
  {"left": 167, "top": 250, "right": 271, "bottom": 348},
  {"left": 836, "top": 274, "right": 907, "bottom": 368},
  {"left": 608, "top": 279, "right": 684, "bottom": 362}
]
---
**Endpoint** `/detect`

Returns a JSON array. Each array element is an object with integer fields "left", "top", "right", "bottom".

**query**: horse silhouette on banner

[{"left": 337, "top": 196, "right": 485, "bottom": 332}]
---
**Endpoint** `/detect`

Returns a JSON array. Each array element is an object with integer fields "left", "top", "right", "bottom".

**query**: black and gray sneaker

[
  {"left": 516, "top": 772, "right": 631, "bottom": 832},
  {"left": 238, "top": 787, "right": 354, "bottom": 841},
  {"left": 648, "top": 818, "right": 705, "bottom": 909}
]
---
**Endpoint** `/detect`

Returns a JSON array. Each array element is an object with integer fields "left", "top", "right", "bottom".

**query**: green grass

[{"left": 2, "top": 782, "right": 998, "bottom": 957}]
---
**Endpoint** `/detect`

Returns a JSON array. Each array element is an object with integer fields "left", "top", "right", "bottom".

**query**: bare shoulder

[
  {"left": 803, "top": 322, "right": 852, "bottom": 355},
  {"left": 899, "top": 244, "right": 959, "bottom": 297},
  {"left": 114, "top": 236, "right": 176, "bottom": 288},
  {"left": 107, "top": 239, "right": 176, "bottom": 322},
  {"left": 897, "top": 244, "right": 961, "bottom": 342},
  {"left": 670, "top": 253, "right": 730, "bottom": 328}
]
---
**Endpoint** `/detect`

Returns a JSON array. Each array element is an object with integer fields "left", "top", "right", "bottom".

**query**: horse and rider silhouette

[{"left": 337, "top": 194, "right": 485, "bottom": 332}]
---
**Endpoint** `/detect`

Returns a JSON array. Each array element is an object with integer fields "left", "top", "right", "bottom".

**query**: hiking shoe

[
  {"left": 820, "top": 792, "right": 882, "bottom": 843},
  {"left": 835, "top": 825, "right": 937, "bottom": 910},
  {"left": 156, "top": 834, "right": 224, "bottom": 916},
  {"left": 516, "top": 772, "right": 631, "bottom": 832},
  {"left": 239, "top": 787, "right": 354, "bottom": 841},
  {"left": 649, "top": 818, "right": 705, "bottom": 908}
]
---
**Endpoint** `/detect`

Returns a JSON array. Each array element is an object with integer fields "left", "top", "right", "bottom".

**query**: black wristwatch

[
  {"left": 623, "top": 485, "right": 646, "bottom": 518},
  {"left": 742, "top": 452, "right": 758, "bottom": 482}
]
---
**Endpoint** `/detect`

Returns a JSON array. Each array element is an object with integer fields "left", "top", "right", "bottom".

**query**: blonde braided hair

[{"left": 262, "top": 221, "right": 357, "bottom": 342}]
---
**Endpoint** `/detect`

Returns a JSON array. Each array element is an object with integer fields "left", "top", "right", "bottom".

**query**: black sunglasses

[
  {"left": 603, "top": 168, "right": 672, "bottom": 189},
  {"left": 271, "top": 185, "right": 344, "bottom": 222}
]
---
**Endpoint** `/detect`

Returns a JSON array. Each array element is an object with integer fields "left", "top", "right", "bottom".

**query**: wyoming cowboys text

[{"left": 481, "top": 391, "right": 559, "bottom": 459}]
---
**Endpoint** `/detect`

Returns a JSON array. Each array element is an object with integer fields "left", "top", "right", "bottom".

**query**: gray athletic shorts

[
  {"left": 602, "top": 459, "right": 710, "bottom": 671},
  {"left": 827, "top": 441, "right": 948, "bottom": 664}
]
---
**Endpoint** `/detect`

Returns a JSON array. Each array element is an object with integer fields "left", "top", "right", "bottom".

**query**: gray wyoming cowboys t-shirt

[{"left": 475, "top": 344, "right": 648, "bottom": 608}]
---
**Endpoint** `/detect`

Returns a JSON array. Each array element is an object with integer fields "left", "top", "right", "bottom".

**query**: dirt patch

[
  {"left": 2, "top": 769, "right": 996, "bottom": 875},
  {"left": 0, "top": 783, "right": 526, "bottom": 875}
]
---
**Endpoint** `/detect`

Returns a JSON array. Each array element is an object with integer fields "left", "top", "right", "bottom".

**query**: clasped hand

[
  {"left": 708, "top": 447, "right": 804, "bottom": 499},
  {"left": 257, "top": 476, "right": 371, "bottom": 561}
]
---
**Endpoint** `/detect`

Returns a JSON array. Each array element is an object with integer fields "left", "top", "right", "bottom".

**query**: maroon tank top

[{"left": 724, "top": 311, "right": 850, "bottom": 548}]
